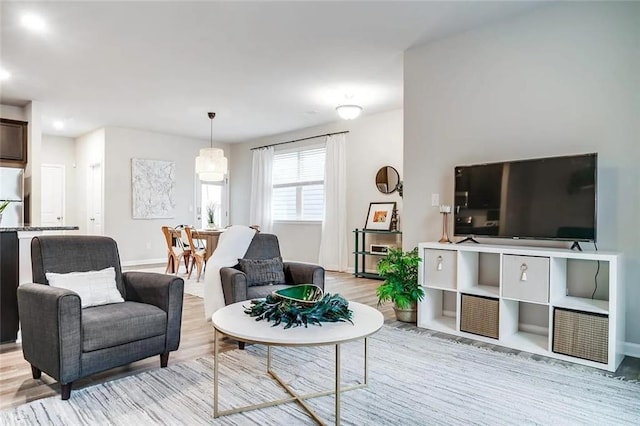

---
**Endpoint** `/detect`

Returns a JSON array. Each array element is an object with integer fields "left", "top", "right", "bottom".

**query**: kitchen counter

[
  {"left": 0, "top": 225, "right": 80, "bottom": 343},
  {"left": 0, "top": 225, "right": 79, "bottom": 232}
]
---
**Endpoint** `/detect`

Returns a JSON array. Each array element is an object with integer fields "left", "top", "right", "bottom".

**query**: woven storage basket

[
  {"left": 553, "top": 308, "right": 608, "bottom": 364},
  {"left": 460, "top": 294, "right": 499, "bottom": 339}
]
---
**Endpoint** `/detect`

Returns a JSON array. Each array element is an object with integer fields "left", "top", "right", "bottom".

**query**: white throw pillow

[{"left": 46, "top": 267, "right": 124, "bottom": 308}]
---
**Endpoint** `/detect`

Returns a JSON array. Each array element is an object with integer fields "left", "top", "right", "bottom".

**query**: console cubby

[
  {"left": 417, "top": 288, "right": 457, "bottom": 335},
  {"left": 418, "top": 242, "right": 623, "bottom": 372},
  {"left": 457, "top": 251, "right": 500, "bottom": 298},
  {"left": 500, "top": 300, "right": 549, "bottom": 354}
]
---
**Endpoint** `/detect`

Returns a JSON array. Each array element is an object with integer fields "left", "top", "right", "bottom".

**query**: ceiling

[{"left": 0, "top": 1, "right": 542, "bottom": 143}]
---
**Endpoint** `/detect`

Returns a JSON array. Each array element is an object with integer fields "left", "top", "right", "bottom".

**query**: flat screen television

[{"left": 453, "top": 153, "right": 597, "bottom": 243}]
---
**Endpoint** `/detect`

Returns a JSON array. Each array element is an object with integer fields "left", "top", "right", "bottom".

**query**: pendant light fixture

[{"left": 195, "top": 112, "right": 228, "bottom": 182}]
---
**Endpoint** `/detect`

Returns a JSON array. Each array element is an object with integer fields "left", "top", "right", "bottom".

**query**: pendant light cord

[{"left": 208, "top": 111, "right": 216, "bottom": 149}]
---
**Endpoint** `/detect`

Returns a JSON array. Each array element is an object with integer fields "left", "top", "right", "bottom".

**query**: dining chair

[
  {"left": 161, "top": 226, "right": 190, "bottom": 274},
  {"left": 184, "top": 227, "right": 207, "bottom": 282}
]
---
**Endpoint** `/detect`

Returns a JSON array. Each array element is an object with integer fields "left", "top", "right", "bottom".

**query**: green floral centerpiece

[{"left": 244, "top": 291, "right": 353, "bottom": 329}]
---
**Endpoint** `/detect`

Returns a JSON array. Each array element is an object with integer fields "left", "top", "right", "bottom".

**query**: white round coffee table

[{"left": 211, "top": 301, "right": 384, "bottom": 425}]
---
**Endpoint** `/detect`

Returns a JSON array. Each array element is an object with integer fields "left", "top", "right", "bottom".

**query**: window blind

[{"left": 272, "top": 147, "right": 325, "bottom": 221}]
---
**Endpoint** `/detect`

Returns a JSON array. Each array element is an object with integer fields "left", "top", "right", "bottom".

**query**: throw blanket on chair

[{"left": 203, "top": 225, "right": 257, "bottom": 320}]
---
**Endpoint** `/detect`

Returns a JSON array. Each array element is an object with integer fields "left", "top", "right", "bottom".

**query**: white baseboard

[
  {"left": 623, "top": 341, "right": 640, "bottom": 358},
  {"left": 121, "top": 258, "right": 165, "bottom": 267}
]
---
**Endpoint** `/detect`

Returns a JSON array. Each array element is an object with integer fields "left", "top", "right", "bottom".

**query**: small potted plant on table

[
  {"left": 376, "top": 247, "right": 424, "bottom": 323},
  {"left": 206, "top": 202, "right": 218, "bottom": 229}
]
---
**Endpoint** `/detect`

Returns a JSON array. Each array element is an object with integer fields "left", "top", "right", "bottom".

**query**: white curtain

[
  {"left": 249, "top": 146, "right": 274, "bottom": 233},
  {"left": 318, "top": 133, "right": 348, "bottom": 271}
]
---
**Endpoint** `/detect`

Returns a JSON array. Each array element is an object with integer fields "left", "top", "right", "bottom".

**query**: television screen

[{"left": 453, "top": 153, "right": 597, "bottom": 242}]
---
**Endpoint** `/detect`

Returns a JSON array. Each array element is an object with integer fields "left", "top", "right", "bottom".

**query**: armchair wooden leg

[
  {"left": 160, "top": 352, "right": 169, "bottom": 368},
  {"left": 238, "top": 341, "right": 245, "bottom": 350},
  {"left": 31, "top": 365, "right": 41, "bottom": 379},
  {"left": 61, "top": 383, "right": 72, "bottom": 400}
]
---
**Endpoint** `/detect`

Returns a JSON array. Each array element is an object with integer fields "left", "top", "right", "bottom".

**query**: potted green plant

[
  {"left": 0, "top": 200, "right": 10, "bottom": 225},
  {"left": 206, "top": 202, "right": 217, "bottom": 229},
  {"left": 376, "top": 247, "right": 424, "bottom": 323}
]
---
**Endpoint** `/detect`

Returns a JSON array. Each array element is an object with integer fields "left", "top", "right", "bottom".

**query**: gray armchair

[
  {"left": 17, "top": 235, "right": 184, "bottom": 400},
  {"left": 220, "top": 233, "right": 325, "bottom": 307},
  {"left": 220, "top": 234, "right": 324, "bottom": 348}
]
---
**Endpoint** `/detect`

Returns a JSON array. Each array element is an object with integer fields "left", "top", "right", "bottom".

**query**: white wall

[
  {"left": 0, "top": 104, "right": 26, "bottom": 121},
  {"left": 229, "top": 109, "right": 403, "bottom": 266},
  {"left": 103, "top": 127, "right": 230, "bottom": 264},
  {"left": 404, "top": 3, "right": 640, "bottom": 345},
  {"left": 75, "top": 128, "right": 105, "bottom": 234},
  {"left": 42, "top": 135, "right": 77, "bottom": 226}
]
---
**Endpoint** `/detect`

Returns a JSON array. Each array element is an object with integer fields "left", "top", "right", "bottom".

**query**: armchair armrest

[
  {"left": 220, "top": 267, "right": 248, "bottom": 304},
  {"left": 284, "top": 262, "right": 325, "bottom": 290},
  {"left": 17, "top": 283, "right": 82, "bottom": 384},
  {"left": 123, "top": 272, "right": 184, "bottom": 351}
]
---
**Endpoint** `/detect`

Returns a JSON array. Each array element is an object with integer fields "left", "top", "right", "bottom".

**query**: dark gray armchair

[
  {"left": 220, "top": 233, "right": 325, "bottom": 306},
  {"left": 220, "top": 233, "right": 324, "bottom": 348},
  {"left": 17, "top": 235, "right": 184, "bottom": 400}
]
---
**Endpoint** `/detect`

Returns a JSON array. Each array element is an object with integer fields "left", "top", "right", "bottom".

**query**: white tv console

[{"left": 417, "top": 242, "right": 624, "bottom": 372}]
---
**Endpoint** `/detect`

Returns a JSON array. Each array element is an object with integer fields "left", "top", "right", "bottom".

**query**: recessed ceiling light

[
  {"left": 0, "top": 68, "right": 10, "bottom": 80},
  {"left": 53, "top": 120, "right": 65, "bottom": 130},
  {"left": 21, "top": 13, "right": 46, "bottom": 32}
]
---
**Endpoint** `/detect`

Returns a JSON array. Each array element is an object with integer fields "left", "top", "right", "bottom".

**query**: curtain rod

[{"left": 250, "top": 130, "right": 349, "bottom": 151}]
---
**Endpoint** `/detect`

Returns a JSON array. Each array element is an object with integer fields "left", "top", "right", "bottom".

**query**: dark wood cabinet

[
  {"left": 0, "top": 118, "right": 28, "bottom": 166},
  {"left": 0, "top": 232, "right": 20, "bottom": 343}
]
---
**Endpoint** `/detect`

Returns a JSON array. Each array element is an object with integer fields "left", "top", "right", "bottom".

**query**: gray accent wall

[{"left": 403, "top": 3, "right": 639, "bottom": 346}]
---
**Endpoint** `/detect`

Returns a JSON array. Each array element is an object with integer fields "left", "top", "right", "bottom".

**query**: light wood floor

[
  {"left": 0, "top": 271, "right": 394, "bottom": 410},
  {"left": 2, "top": 271, "right": 638, "bottom": 411}
]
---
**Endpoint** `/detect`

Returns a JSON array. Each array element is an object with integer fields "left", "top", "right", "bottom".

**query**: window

[{"left": 272, "top": 146, "right": 325, "bottom": 221}]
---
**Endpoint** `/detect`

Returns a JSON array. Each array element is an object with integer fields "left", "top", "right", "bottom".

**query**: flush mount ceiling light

[
  {"left": 53, "top": 120, "right": 65, "bottom": 130},
  {"left": 195, "top": 112, "right": 228, "bottom": 182},
  {"left": 21, "top": 13, "right": 46, "bottom": 32},
  {"left": 336, "top": 104, "right": 363, "bottom": 120},
  {"left": 0, "top": 68, "right": 10, "bottom": 81}
]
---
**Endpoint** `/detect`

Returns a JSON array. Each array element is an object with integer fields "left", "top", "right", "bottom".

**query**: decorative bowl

[{"left": 273, "top": 284, "right": 324, "bottom": 306}]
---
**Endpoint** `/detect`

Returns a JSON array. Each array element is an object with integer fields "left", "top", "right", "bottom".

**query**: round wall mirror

[{"left": 375, "top": 166, "right": 401, "bottom": 195}]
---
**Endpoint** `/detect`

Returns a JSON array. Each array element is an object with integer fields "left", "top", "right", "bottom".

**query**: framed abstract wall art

[{"left": 131, "top": 158, "right": 176, "bottom": 219}]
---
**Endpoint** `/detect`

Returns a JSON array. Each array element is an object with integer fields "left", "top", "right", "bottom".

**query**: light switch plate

[{"left": 431, "top": 193, "right": 440, "bottom": 207}]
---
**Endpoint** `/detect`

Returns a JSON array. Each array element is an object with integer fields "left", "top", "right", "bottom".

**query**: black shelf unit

[{"left": 353, "top": 229, "right": 402, "bottom": 280}]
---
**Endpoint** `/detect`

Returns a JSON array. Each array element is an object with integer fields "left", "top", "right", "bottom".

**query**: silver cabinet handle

[
  {"left": 520, "top": 263, "right": 528, "bottom": 281},
  {"left": 436, "top": 255, "right": 443, "bottom": 271}
]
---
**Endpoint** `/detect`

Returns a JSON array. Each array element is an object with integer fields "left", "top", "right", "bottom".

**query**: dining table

[
  {"left": 193, "top": 228, "right": 224, "bottom": 261},
  {"left": 171, "top": 227, "right": 224, "bottom": 262}
]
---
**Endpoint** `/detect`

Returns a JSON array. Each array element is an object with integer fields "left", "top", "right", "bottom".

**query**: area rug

[
  {"left": 2, "top": 326, "right": 639, "bottom": 425},
  {"left": 126, "top": 265, "right": 204, "bottom": 298}
]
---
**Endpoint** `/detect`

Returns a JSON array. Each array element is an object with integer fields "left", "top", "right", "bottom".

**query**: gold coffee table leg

[
  {"left": 215, "top": 338, "right": 369, "bottom": 425},
  {"left": 336, "top": 343, "right": 341, "bottom": 426},
  {"left": 213, "top": 328, "right": 219, "bottom": 418}
]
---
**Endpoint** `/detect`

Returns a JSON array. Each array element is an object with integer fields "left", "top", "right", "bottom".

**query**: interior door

[
  {"left": 87, "top": 163, "right": 103, "bottom": 235},
  {"left": 41, "top": 164, "right": 65, "bottom": 226}
]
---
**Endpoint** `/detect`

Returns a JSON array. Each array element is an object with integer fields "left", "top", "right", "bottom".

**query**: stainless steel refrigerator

[{"left": 0, "top": 167, "right": 24, "bottom": 226}]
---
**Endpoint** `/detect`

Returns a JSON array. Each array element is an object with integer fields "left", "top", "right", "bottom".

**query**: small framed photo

[{"left": 364, "top": 202, "right": 396, "bottom": 231}]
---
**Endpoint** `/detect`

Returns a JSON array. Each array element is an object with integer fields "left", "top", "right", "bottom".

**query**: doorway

[
  {"left": 87, "top": 163, "right": 103, "bottom": 235},
  {"left": 41, "top": 164, "right": 65, "bottom": 226},
  {"left": 196, "top": 178, "right": 228, "bottom": 229}
]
